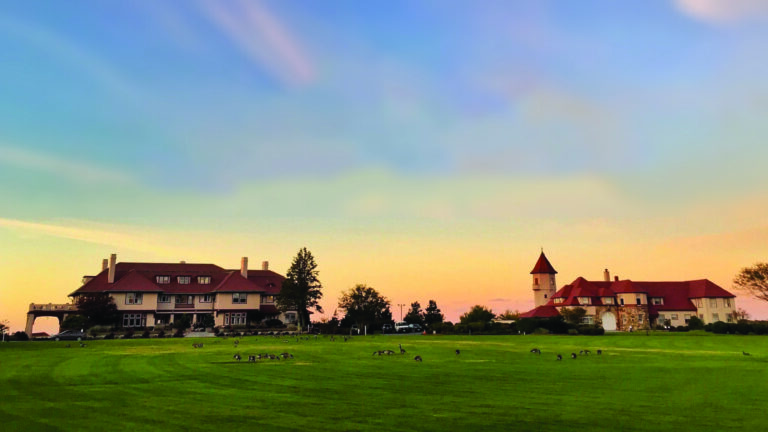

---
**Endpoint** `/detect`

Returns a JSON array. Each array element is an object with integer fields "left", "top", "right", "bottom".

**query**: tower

[{"left": 531, "top": 251, "right": 557, "bottom": 307}]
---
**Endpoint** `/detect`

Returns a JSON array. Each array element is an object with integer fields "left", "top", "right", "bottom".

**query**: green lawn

[{"left": 1, "top": 333, "right": 766, "bottom": 431}]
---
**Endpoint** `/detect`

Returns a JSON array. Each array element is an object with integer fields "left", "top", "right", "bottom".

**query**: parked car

[
  {"left": 50, "top": 330, "right": 86, "bottom": 341},
  {"left": 382, "top": 324, "right": 393, "bottom": 333}
]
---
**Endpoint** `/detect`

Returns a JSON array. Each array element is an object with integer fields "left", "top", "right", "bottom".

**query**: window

[
  {"left": 261, "top": 295, "right": 275, "bottom": 304},
  {"left": 727, "top": 313, "right": 734, "bottom": 323},
  {"left": 578, "top": 297, "right": 591, "bottom": 305},
  {"left": 156, "top": 276, "right": 170, "bottom": 284},
  {"left": 200, "top": 294, "right": 212, "bottom": 303},
  {"left": 636, "top": 297, "right": 642, "bottom": 305},
  {"left": 285, "top": 313, "right": 297, "bottom": 324},
  {"left": 712, "top": 313, "right": 720, "bottom": 322},
  {"left": 620, "top": 298, "right": 625, "bottom": 306},
  {"left": 710, "top": 298, "right": 718, "bottom": 308},
  {"left": 158, "top": 295, "right": 171, "bottom": 303},
  {"left": 126, "top": 293, "right": 143, "bottom": 305},
  {"left": 581, "top": 316, "right": 594, "bottom": 324},
  {"left": 724, "top": 298, "right": 731, "bottom": 308},
  {"left": 175, "top": 295, "right": 193, "bottom": 305},
  {"left": 198, "top": 276, "right": 211, "bottom": 285},
  {"left": 603, "top": 297, "right": 614, "bottom": 305},
  {"left": 123, "top": 313, "right": 145, "bottom": 328},
  {"left": 671, "top": 313, "right": 679, "bottom": 320},
  {"left": 178, "top": 276, "right": 191, "bottom": 285},
  {"left": 652, "top": 298, "right": 664, "bottom": 305},
  {"left": 534, "top": 277, "right": 539, "bottom": 285},
  {"left": 553, "top": 298, "right": 564, "bottom": 304},
  {"left": 225, "top": 312, "right": 247, "bottom": 325},
  {"left": 544, "top": 294, "right": 548, "bottom": 299},
  {"left": 684, "top": 314, "right": 691, "bottom": 323},
  {"left": 232, "top": 293, "right": 247, "bottom": 304},
  {"left": 694, "top": 298, "right": 703, "bottom": 308},
  {"left": 638, "top": 315, "right": 643, "bottom": 324}
]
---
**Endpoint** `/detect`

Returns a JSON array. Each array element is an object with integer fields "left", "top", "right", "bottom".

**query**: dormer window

[
  {"left": 602, "top": 297, "right": 614, "bottom": 305},
  {"left": 651, "top": 297, "right": 664, "bottom": 305},
  {"left": 156, "top": 276, "right": 170, "bottom": 284},
  {"left": 178, "top": 276, "right": 191, "bottom": 285},
  {"left": 578, "top": 297, "right": 591, "bottom": 305},
  {"left": 553, "top": 298, "right": 564, "bottom": 304},
  {"left": 198, "top": 276, "right": 211, "bottom": 285}
]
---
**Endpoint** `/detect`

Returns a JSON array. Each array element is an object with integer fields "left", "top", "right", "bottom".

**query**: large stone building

[
  {"left": 67, "top": 254, "right": 295, "bottom": 329},
  {"left": 520, "top": 251, "right": 737, "bottom": 331}
]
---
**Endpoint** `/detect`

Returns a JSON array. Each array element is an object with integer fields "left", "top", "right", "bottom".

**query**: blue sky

[{"left": 2, "top": 1, "right": 768, "bottom": 331}]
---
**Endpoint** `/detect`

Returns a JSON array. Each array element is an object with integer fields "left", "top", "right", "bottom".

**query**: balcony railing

[
  {"left": 175, "top": 303, "right": 195, "bottom": 309},
  {"left": 29, "top": 303, "right": 78, "bottom": 312}
]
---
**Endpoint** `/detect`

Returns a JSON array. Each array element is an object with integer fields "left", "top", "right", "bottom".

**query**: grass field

[{"left": 1, "top": 333, "right": 766, "bottom": 431}]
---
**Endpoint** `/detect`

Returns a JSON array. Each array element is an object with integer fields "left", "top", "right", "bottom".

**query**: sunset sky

[{"left": 2, "top": 0, "right": 768, "bottom": 334}]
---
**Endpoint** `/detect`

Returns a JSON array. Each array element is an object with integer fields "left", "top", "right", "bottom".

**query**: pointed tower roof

[{"left": 530, "top": 251, "right": 557, "bottom": 274}]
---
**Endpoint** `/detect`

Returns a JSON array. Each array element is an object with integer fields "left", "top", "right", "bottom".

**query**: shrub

[
  {"left": 173, "top": 330, "right": 185, "bottom": 338},
  {"left": 567, "top": 329, "right": 579, "bottom": 335},
  {"left": 122, "top": 330, "right": 135, "bottom": 339},
  {"left": 533, "top": 327, "right": 549, "bottom": 335},
  {"left": 104, "top": 332, "right": 115, "bottom": 340},
  {"left": 265, "top": 319, "right": 285, "bottom": 328},
  {"left": 141, "top": 330, "right": 151, "bottom": 338},
  {"left": 11, "top": 331, "right": 29, "bottom": 341},
  {"left": 577, "top": 325, "right": 605, "bottom": 336},
  {"left": 736, "top": 321, "right": 752, "bottom": 335},
  {"left": 516, "top": 318, "right": 539, "bottom": 335},
  {"left": 688, "top": 316, "right": 705, "bottom": 330},
  {"left": 675, "top": 326, "right": 689, "bottom": 332},
  {"left": 157, "top": 330, "right": 166, "bottom": 338},
  {"left": 711, "top": 321, "right": 728, "bottom": 334}
]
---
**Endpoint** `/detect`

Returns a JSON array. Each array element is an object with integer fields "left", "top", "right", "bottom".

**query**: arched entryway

[{"left": 601, "top": 311, "right": 617, "bottom": 331}]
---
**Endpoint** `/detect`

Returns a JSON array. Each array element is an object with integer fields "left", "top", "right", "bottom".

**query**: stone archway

[{"left": 601, "top": 311, "right": 617, "bottom": 331}]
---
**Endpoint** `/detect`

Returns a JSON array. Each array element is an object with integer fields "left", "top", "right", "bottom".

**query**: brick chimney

[
  {"left": 108, "top": 253, "right": 117, "bottom": 283},
  {"left": 262, "top": 261, "right": 269, "bottom": 271},
  {"left": 241, "top": 257, "right": 248, "bottom": 278},
  {"left": 604, "top": 269, "right": 610, "bottom": 282},
  {"left": 614, "top": 276, "right": 619, "bottom": 282},
  {"left": 102, "top": 258, "right": 108, "bottom": 271}
]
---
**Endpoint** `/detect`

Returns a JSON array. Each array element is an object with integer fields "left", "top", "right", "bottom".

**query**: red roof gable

[
  {"left": 530, "top": 252, "right": 557, "bottom": 274},
  {"left": 214, "top": 272, "right": 264, "bottom": 293}
]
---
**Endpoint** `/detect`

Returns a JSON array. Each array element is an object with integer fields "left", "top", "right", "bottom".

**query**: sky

[{"left": 2, "top": 0, "right": 768, "bottom": 334}]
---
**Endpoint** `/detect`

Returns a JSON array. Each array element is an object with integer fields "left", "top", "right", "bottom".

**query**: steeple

[
  {"left": 531, "top": 250, "right": 557, "bottom": 307},
  {"left": 530, "top": 251, "right": 557, "bottom": 275}
]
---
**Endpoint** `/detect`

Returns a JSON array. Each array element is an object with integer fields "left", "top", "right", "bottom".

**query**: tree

[
  {"left": 404, "top": 301, "right": 424, "bottom": 326},
  {"left": 337, "top": 284, "right": 393, "bottom": 330},
  {"left": 196, "top": 314, "right": 215, "bottom": 329},
  {"left": 459, "top": 305, "right": 495, "bottom": 324},
  {"left": 246, "top": 310, "right": 265, "bottom": 329},
  {"left": 560, "top": 307, "right": 587, "bottom": 325},
  {"left": 424, "top": 300, "right": 444, "bottom": 326},
  {"left": 61, "top": 314, "right": 91, "bottom": 330},
  {"left": 688, "top": 315, "right": 705, "bottom": 330},
  {"left": 76, "top": 294, "right": 119, "bottom": 326},
  {"left": 496, "top": 309, "right": 520, "bottom": 320},
  {"left": 734, "top": 263, "right": 768, "bottom": 302},
  {"left": 173, "top": 315, "right": 192, "bottom": 331},
  {"left": 732, "top": 308, "right": 750, "bottom": 321},
  {"left": 277, "top": 248, "right": 323, "bottom": 330}
]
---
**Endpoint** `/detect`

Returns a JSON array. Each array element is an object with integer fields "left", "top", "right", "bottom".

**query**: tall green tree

[
  {"left": 76, "top": 294, "right": 119, "bottom": 326},
  {"left": 459, "top": 305, "right": 495, "bottom": 324},
  {"left": 424, "top": 300, "right": 444, "bottom": 326},
  {"left": 734, "top": 263, "right": 768, "bottom": 302},
  {"left": 560, "top": 307, "right": 587, "bottom": 325},
  {"left": 337, "top": 284, "right": 392, "bottom": 330},
  {"left": 496, "top": 309, "right": 520, "bottom": 320},
  {"left": 404, "top": 301, "right": 424, "bottom": 325},
  {"left": 277, "top": 247, "right": 323, "bottom": 330}
]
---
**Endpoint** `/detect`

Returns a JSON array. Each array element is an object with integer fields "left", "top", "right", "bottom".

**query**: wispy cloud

[
  {"left": 0, "top": 15, "right": 145, "bottom": 101},
  {"left": 0, "top": 144, "right": 134, "bottom": 185},
  {"left": 198, "top": 0, "right": 314, "bottom": 86},
  {"left": 0, "top": 218, "right": 187, "bottom": 257},
  {"left": 674, "top": 0, "right": 768, "bottom": 24}
]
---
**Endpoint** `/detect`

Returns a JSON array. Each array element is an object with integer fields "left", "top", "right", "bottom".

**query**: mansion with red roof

[
  {"left": 69, "top": 254, "right": 295, "bottom": 329},
  {"left": 520, "top": 252, "right": 736, "bottom": 331}
]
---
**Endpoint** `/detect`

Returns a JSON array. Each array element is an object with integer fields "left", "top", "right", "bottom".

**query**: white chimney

[
  {"left": 241, "top": 257, "right": 248, "bottom": 278},
  {"left": 604, "top": 269, "right": 610, "bottom": 282},
  {"left": 108, "top": 253, "right": 116, "bottom": 283},
  {"left": 262, "top": 261, "right": 269, "bottom": 271},
  {"left": 102, "top": 258, "right": 108, "bottom": 271}
]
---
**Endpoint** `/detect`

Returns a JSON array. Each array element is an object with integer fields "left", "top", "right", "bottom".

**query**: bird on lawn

[{"left": 414, "top": 355, "right": 423, "bottom": 362}]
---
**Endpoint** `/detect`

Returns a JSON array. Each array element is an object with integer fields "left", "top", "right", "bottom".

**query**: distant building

[
  {"left": 69, "top": 254, "right": 296, "bottom": 329},
  {"left": 520, "top": 252, "right": 736, "bottom": 330}
]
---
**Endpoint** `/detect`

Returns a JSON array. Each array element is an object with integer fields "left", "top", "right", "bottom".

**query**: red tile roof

[
  {"left": 530, "top": 252, "right": 557, "bottom": 274},
  {"left": 519, "top": 305, "right": 560, "bottom": 318},
  {"left": 70, "top": 261, "right": 285, "bottom": 296}
]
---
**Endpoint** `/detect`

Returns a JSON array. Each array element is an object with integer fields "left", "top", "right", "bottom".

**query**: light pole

[{"left": 397, "top": 304, "right": 405, "bottom": 321}]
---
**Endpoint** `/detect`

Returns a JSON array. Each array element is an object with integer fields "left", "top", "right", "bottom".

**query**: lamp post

[{"left": 397, "top": 304, "right": 405, "bottom": 321}]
